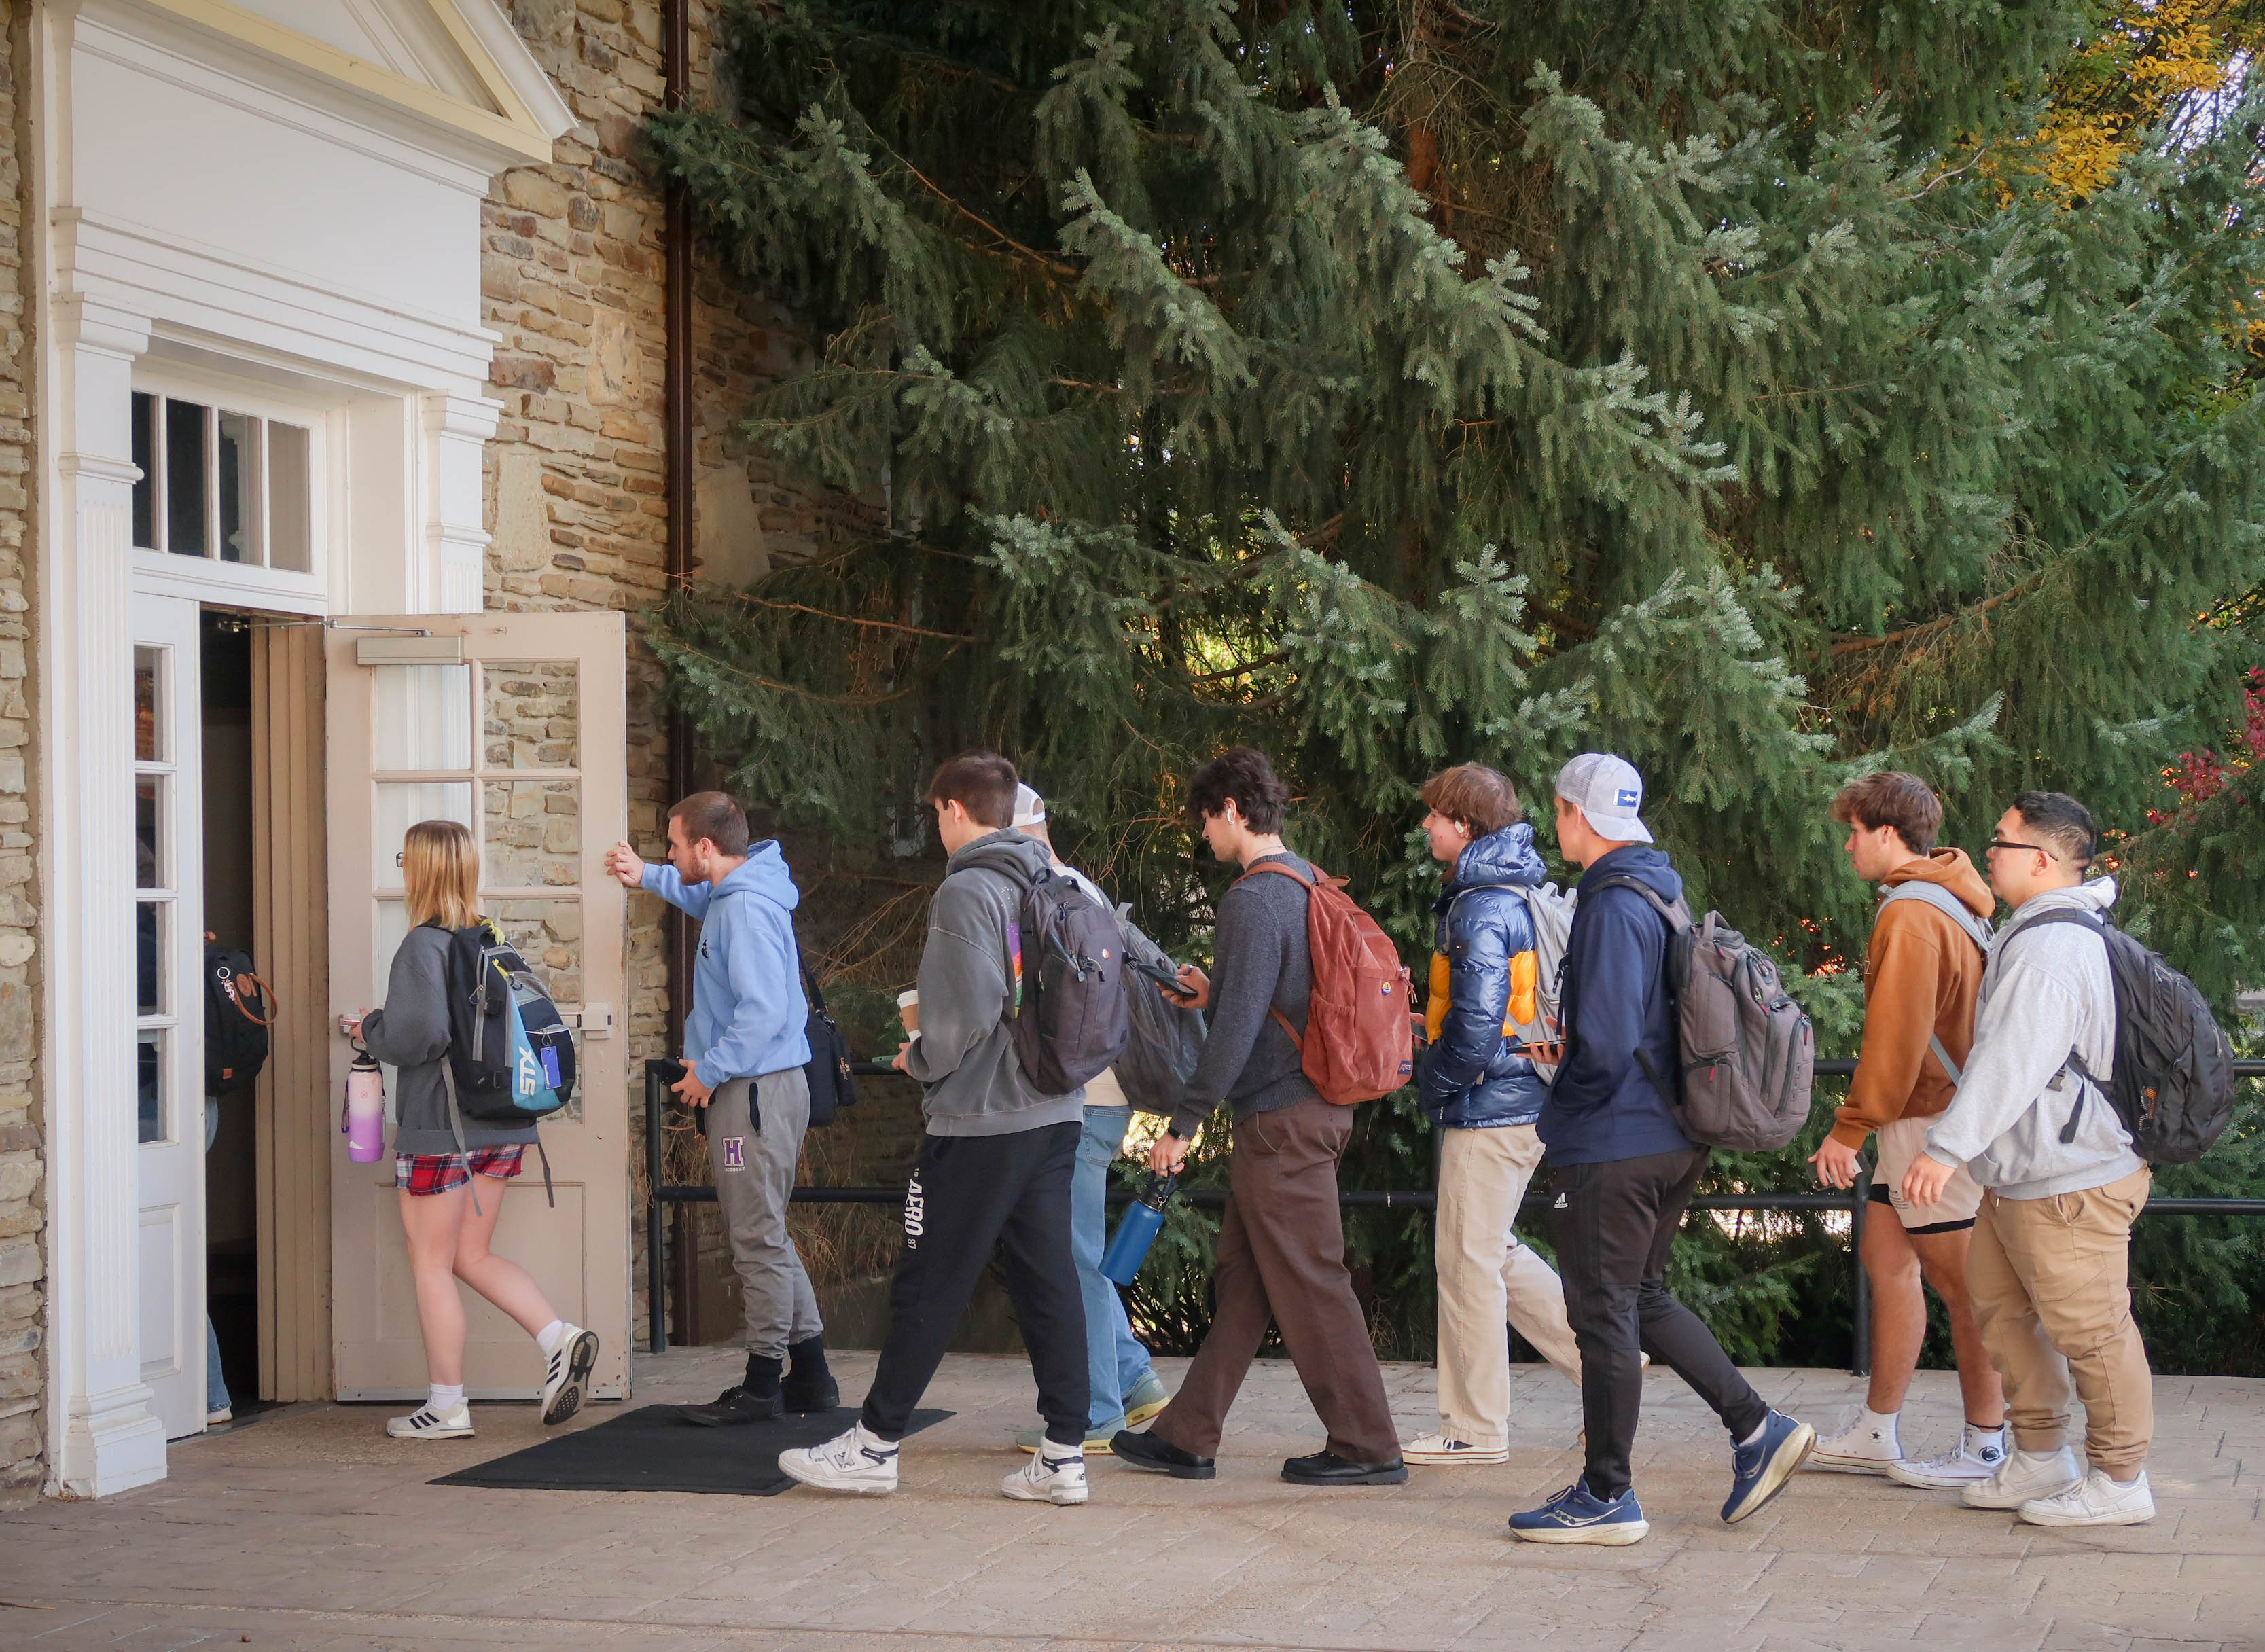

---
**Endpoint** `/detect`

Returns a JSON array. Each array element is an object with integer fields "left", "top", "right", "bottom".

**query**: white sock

[
  {"left": 1739, "top": 1415, "right": 1772, "bottom": 1448},
  {"left": 1964, "top": 1422, "right": 2005, "bottom": 1452},
  {"left": 853, "top": 1422, "right": 899, "bottom": 1456},
  {"left": 535, "top": 1319, "right": 566, "bottom": 1357},
  {"left": 428, "top": 1383, "right": 465, "bottom": 1414}
]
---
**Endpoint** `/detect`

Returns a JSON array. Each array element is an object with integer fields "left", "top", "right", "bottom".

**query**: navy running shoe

[
  {"left": 1722, "top": 1409, "right": 1815, "bottom": 1524},
  {"left": 1507, "top": 1477, "right": 1649, "bottom": 1545}
]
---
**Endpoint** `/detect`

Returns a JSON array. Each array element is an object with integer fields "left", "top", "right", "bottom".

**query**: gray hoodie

[
  {"left": 1923, "top": 877, "right": 2141, "bottom": 1200},
  {"left": 903, "top": 829, "right": 1086, "bottom": 1137}
]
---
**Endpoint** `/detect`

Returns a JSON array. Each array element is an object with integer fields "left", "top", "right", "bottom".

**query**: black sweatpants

[
  {"left": 1552, "top": 1145, "right": 1770, "bottom": 1500},
  {"left": 859, "top": 1121, "right": 1090, "bottom": 1448}
]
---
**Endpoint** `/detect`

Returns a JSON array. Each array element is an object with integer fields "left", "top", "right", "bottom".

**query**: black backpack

[
  {"left": 1004, "top": 865, "right": 1132, "bottom": 1096},
  {"left": 2011, "top": 910, "right": 2234, "bottom": 1164},
  {"left": 204, "top": 943, "right": 274, "bottom": 1096},
  {"left": 1111, "top": 905, "right": 1206, "bottom": 1116},
  {"left": 799, "top": 952, "right": 857, "bottom": 1127},
  {"left": 432, "top": 918, "right": 577, "bottom": 1124}
]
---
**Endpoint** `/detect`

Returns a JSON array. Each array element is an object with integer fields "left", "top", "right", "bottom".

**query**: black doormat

[{"left": 429, "top": 1404, "right": 952, "bottom": 1496}]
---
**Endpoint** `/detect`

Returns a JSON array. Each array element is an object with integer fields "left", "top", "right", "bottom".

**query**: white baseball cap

[
  {"left": 1555, "top": 753, "right": 1653, "bottom": 844},
  {"left": 1012, "top": 784, "right": 1047, "bottom": 828}
]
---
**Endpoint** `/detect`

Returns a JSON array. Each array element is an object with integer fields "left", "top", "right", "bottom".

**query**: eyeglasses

[{"left": 1985, "top": 838, "right": 2058, "bottom": 861}]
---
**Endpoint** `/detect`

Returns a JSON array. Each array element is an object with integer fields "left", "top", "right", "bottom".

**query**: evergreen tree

[{"left": 647, "top": 0, "right": 2265, "bottom": 1363}]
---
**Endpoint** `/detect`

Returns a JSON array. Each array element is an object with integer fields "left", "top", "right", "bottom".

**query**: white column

[
  {"left": 422, "top": 391, "right": 501, "bottom": 615},
  {"left": 45, "top": 295, "right": 166, "bottom": 1497}
]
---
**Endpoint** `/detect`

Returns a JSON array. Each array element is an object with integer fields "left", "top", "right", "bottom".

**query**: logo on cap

[{"left": 1616, "top": 789, "right": 1639, "bottom": 807}]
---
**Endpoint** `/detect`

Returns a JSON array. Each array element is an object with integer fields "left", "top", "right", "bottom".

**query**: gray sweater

[
  {"left": 361, "top": 924, "right": 537, "bottom": 1156},
  {"left": 903, "top": 830, "right": 1087, "bottom": 1137},
  {"left": 1169, "top": 852, "right": 1319, "bottom": 1139}
]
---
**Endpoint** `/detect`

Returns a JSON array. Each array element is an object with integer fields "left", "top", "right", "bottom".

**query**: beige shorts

[{"left": 1872, "top": 1114, "right": 1983, "bottom": 1232}]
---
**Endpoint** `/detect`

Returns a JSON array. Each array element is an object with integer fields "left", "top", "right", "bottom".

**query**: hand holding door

[{"left": 604, "top": 841, "right": 644, "bottom": 887}]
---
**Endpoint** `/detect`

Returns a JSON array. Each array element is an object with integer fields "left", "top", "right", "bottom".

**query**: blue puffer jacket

[{"left": 1418, "top": 823, "right": 1550, "bottom": 1129}]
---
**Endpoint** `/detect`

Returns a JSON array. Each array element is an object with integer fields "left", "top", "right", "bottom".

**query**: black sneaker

[
  {"left": 1281, "top": 1450, "right": 1408, "bottom": 1486},
  {"left": 1110, "top": 1429, "right": 1216, "bottom": 1480},
  {"left": 681, "top": 1384, "right": 785, "bottom": 1427}
]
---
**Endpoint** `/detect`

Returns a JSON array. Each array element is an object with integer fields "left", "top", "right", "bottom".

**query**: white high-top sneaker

[
  {"left": 1960, "top": 1444, "right": 2082, "bottom": 1509},
  {"left": 2019, "top": 1468, "right": 2154, "bottom": 1527},
  {"left": 1003, "top": 1446, "right": 1089, "bottom": 1505},
  {"left": 1807, "top": 1408, "right": 1902, "bottom": 1474},
  {"left": 386, "top": 1401, "right": 474, "bottom": 1440},
  {"left": 1886, "top": 1425, "right": 2007, "bottom": 1489},
  {"left": 780, "top": 1424, "right": 900, "bottom": 1496}
]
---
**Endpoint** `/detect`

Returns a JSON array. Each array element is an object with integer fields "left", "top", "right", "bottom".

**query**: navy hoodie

[{"left": 1537, "top": 844, "right": 1694, "bottom": 1166}]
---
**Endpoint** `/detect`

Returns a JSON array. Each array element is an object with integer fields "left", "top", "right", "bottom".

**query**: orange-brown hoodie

[{"left": 1828, "top": 848, "right": 1996, "bottom": 1150}]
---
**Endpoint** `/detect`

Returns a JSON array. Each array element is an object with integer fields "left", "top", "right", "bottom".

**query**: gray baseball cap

[{"left": 1555, "top": 753, "right": 1653, "bottom": 844}]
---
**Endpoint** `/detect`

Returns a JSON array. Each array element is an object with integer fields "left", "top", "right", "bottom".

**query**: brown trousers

[
  {"left": 1149, "top": 1098, "right": 1398, "bottom": 1463},
  {"left": 1967, "top": 1167, "right": 2154, "bottom": 1478}
]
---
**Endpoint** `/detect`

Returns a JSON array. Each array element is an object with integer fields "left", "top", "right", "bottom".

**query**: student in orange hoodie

[{"left": 1807, "top": 772, "right": 2008, "bottom": 1487}]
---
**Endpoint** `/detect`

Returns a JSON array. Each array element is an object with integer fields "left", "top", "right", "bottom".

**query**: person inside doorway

[{"left": 342, "top": 819, "right": 598, "bottom": 1440}]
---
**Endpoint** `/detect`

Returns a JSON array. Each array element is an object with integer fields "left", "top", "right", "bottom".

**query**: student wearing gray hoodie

[
  {"left": 779, "top": 751, "right": 1092, "bottom": 1508},
  {"left": 1902, "top": 791, "right": 2155, "bottom": 1528},
  {"left": 607, "top": 792, "right": 834, "bottom": 1426}
]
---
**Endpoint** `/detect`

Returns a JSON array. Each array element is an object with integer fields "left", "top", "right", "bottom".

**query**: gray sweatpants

[{"left": 705, "top": 1067, "right": 824, "bottom": 1358}]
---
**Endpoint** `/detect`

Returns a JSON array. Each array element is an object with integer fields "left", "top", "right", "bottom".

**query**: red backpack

[{"left": 1240, "top": 861, "right": 1414, "bottom": 1105}]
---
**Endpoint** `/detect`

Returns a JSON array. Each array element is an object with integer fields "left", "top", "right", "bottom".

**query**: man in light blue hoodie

[
  {"left": 1902, "top": 790, "right": 2154, "bottom": 1528},
  {"left": 607, "top": 792, "right": 833, "bottom": 1425}
]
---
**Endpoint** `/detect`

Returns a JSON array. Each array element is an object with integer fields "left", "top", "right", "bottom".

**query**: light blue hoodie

[{"left": 641, "top": 842, "right": 810, "bottom": 1088}]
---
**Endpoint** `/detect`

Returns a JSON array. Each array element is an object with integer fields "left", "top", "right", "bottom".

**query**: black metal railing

[{"left": 643, "top": 1056, "right": 2265, "bottom": 1369}]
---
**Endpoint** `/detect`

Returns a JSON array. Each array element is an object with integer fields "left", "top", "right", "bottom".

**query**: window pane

[
  {"left": 132, "top": 394, "right": 156, "bottom": 550},
  {"left": 138, "top": 1031, "right": 165, "bottom": 1145},
  {"left": 373, "top": 782, "right": 475, "bottom": 888},
  {"left": 484, "top": 779, "right": 579, "bottom": 889},
  {"left": 267, "top": 423, "right": 311, "bottom": 573},
  {"left": 136, "top": 775, "right": 164, "bottom": 889},
  {"left": 218, "top": 412, "right": 257, "bottom": 564},
  {"left": 484, "top": 662, "right": 579, "bottom": 768},
  {"left": 372, "top": 665, "right": 471, "bottom": 771},
  {"left": 166, "top": 399, "right": 207, "bottom": 558},
  {"left": 134, "top": 646, "right": 162, "bottom": 762},
  {"left": 137, "top": 901, "right": 164, "bottom": 1016}
]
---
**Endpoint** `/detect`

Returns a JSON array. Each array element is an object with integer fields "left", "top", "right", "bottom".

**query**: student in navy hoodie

[
  {"left": 1508, "top": 755, "right": 1813, "bottom": 1547},
  {"left": 606, "top": 793, "right": 836, "bottom": 1424}
]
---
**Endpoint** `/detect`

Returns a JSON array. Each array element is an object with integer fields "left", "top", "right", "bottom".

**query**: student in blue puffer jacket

[{"left": 1401, "top": 765, "right": 1584, "bottom": 1469}]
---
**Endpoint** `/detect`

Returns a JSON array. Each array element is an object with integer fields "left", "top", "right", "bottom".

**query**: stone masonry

[
  {"left": 0, "top": 0, "right": 42, "bottom": 1506},
  {"left": 488, "top": 0, "right": 867, "bottom": 1340}
]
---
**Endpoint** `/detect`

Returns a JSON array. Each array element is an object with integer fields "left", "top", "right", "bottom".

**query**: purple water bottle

[{"left": 342, "top": 1052, "right": 386, "bottom": 1163}]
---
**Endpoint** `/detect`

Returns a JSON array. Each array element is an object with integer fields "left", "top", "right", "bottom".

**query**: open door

[{"left": 326, "top": 613, "right": 628, "bottom": 1399}]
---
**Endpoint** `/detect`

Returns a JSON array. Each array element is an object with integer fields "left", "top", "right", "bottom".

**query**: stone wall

[
  {"left": 0, "top": 0, "right": 42, "bottom": 1504},
  {"left": 490, "top": 0, "right": 866, "bottom": 1341}
]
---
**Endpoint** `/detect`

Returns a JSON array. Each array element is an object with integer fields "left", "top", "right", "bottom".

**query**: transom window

[{"left": 130, "top": 391, "right": 312, "bottom": 572}]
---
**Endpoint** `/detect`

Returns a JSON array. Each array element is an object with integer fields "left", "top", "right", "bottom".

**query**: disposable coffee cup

[{"left": 896, "top": 989, "right": 919, "bottom": 1035}]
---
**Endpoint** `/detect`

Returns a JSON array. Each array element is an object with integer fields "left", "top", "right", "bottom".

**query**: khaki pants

[
  {"left": 1967, "top": 1167, "right": 2154, "bottom": 1479},
  {"left": 1435, "top": 1125, "right": 1580, "bottom": 1448}
]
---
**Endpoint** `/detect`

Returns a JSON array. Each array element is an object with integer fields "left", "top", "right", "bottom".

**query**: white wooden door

[
  {"left": 132, "top": 594, "right": 209, "bottom": 1439},
  {"left": 325, "top": 613, "right": 629, "bottom": 1400}
]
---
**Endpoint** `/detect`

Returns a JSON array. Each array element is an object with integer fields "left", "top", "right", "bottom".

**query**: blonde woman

[{"left": 342, "top": 819, "right": 597, "bottom": 1440}]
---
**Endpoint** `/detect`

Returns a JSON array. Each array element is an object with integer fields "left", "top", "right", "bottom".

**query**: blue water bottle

[{"left": 1101, "top": 1174, "right": 1175, "bottom": 1287}]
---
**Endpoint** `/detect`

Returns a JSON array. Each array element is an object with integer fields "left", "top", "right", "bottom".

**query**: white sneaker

[
  {"left": 1402, "top": 1431, "right": 1509, "bottom": 1466},
  {"left": 2019, "top": 1468, "right": 2154, "bottom": 1527},
  {"left": 386, "top": 1402, "right": 474, "bottom": 1440},
  {"left": 540, "top": 1324, "right": 600, "bottom": 1426},
  {"left": 1961, "top": 1444, "right": 2082, "bottom": 1509},
  {"left": 1806, "top": 1409, "right": 1902, "bottom": 1474},
  {"left": 780, "top": 1424, "right": 900, "bottom": 1496},
  {"left": 205, "top": 1406, "right": 232, "bottom": 1426},
  {"left": 1003, "top": 1448, "right": 1088, "bottom": 1505},
  {"left": 1886, "top": 1429, "right": 2006, "bottom": 1489}
]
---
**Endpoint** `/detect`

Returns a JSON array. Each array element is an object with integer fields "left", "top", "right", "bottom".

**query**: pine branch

[{"left": 717, "top": 591, "right": 972, "bottom": 641}]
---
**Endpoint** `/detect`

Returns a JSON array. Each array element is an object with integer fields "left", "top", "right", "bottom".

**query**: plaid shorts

[{"left": 395, "top": 1144, "right": 526, "bottom": 1197}]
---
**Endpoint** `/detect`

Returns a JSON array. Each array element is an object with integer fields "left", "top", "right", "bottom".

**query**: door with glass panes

[
  {"left": 326, "top": 613, "right": 628, "bottom": 1399},
  {"left": 133, "top": 593, "right": 210, "bottom": 1439}
]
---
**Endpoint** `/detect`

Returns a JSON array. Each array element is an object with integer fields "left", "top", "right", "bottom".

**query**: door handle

[{"left": 565, "top": 1003, "right": 613, "bottom": 1039}]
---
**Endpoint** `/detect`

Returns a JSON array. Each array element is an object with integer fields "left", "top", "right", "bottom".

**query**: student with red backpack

[
  {"left": 1113, "top": 747, "right": 1411, "bottom": 1487},
  {"left": 779, "top": 751, "right": 1104, "bottom": 1506}
]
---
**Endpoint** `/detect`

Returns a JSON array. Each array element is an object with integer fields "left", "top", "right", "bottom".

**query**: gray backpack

[
  {"left": 1594, "top": 877, "right": 1815, "bottom": 1153},
  {"left": 1110, "top": 905, "right": 1207, "bottom": 1116}
]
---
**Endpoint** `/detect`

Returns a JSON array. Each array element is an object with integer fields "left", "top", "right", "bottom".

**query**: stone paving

[{"left": 0, "top": 1348, "right": 2258, "bottom": 1652}]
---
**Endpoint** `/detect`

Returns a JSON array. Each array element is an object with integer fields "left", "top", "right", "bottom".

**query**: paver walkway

[{"left": 0, "top": 1348, "right": 2258, "bottom": 1651}]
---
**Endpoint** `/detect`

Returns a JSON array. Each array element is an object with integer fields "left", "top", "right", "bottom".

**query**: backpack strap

[
  {"left": 1880, "top": 880, "right": 1993, "bottom": 954},
  {"left": 1999, "top": 907, "right": 2113, "bottom": 1143},
  {"left": 1582, "top": 874, "right": 1692, "bottom": 1107},
  {"left": 1235, "top": 860, "right": 1320, "bottom": 1050}
]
